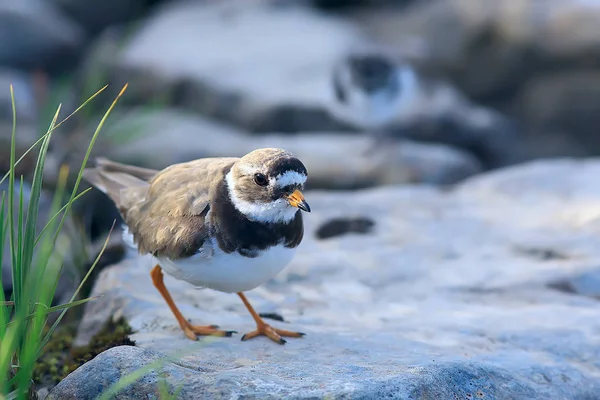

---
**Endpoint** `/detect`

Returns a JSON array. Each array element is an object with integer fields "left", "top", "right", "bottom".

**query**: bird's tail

[{"left": 82, "top": 158, "right": 158, "bottom": 210}]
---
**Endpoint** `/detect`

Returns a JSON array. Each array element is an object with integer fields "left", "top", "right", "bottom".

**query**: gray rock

[
  {"left": 0, "top": 68, "right": 37, "bottom": 124},
  {"left": 346, "top": 1, "right": 600, "bottom": 162},
  {"left": 516, "top": 70, "right": 600, "bottom": 156},
  {"left": 93, "top": 108, "right": 480, "bottom": 188},
  {"left": 45, "top": 345, "right": 551, "bottom": 400},
  {"left": 53, "top": 159, "right": 600, "bottom": 399},
  {"left": 327, "top": 45, "right": 518, "bottom": 167},
  {"left": 0, "top": 0, "right": 84, "bottom": 71},
  {"left": 352, "top": 0, "right": 600, "bottom": 103},
  {"left": 101, "top": 1, "right": 363, "bottom": 132},
  {"left": 50, "top": 0, "right": 149, "bottom": 35}
]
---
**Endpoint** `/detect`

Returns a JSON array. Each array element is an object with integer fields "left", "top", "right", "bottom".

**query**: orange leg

[
  {"left": 237, "top": 292, "right": 305, "bottom": 345},
  {"left": 151, "top": 265, "right": 235, "bottom": 341}
]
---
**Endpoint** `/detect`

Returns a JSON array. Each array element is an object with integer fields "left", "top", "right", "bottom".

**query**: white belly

[{"left": 156, "top": 241, "right": 296, "bottom": 293}]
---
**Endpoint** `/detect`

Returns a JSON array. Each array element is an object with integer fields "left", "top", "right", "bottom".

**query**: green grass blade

[
  {"left": 0, "top": 322, "right": 21, "bottom": 396},
  {"left": 2, "top": 296, "right": 96, "bottom": 327},
  {"left": 19, "top": 107, "right": 61, "bottom": 307},
  {"left": 15, "top": 177, "right": 24, "bottom": 309},
  {"left": 34, "top": 188, "right": 90, "bottom": 246},
  {"left": 41, "top": 84, "right": 128, "bottom": 353},
  {"left": 0, "top": 83, "right": 121, "bottom": 399},
  {"left": 0, "top": 85, "right": 108, "bottom": 187},
  {"left": 0, "top": 192, "right": 7, "bottom": 336},
  {"left": 41, "top": 220, "right": 115, "bottom": 349},
  {"left": 52, "top": 84, "right": 109, "bottom": 132},
  {"left": 37, "top": 296, "right": 98, "bottom": 316},
  {"left": 9, "top": 107, "right": 65, "bottom": 394},
  {"left": 21, "top": 106, "right": 61, "bottom": 277},
  {"left": 51, "top": 84, "right": 128, "bottom": 254},
  {"left": 8, "top": 85, "right": 19, "bottom": 316},
  {"left": 36, "top": 164, "right": 70, "bottom": 247}
]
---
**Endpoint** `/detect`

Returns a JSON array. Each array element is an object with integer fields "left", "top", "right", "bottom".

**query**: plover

[{"left": 83, "top": 148, "right": 310, "bottom": 345}]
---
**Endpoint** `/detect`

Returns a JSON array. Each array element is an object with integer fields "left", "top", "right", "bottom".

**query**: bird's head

[{"left": 226, "top": 148, "right": 310, "bottom": 224}]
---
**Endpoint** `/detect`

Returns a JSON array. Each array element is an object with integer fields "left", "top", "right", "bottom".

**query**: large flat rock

[
  {"left": 50, "top": 159, "right": 600, "bottom": 399},
  {"left": 105, "top": 1, "right": 363, "bottom": 133}
]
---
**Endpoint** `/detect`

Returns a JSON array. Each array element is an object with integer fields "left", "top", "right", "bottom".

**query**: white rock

[{"left": 54, "top": 158, "right": 600, "bottom": 399}]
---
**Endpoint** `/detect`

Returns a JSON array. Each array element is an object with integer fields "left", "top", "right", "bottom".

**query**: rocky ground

[
  {"left": 3, "top": 0, "right": 600, "bottom": 398},
  {"left": 48, "top": 160, "right": 600, "bottom": 399}
]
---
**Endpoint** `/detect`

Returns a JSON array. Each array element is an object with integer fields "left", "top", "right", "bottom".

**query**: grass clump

[{"left": 0, "top": 83, "right": 128, "bottom": 400}]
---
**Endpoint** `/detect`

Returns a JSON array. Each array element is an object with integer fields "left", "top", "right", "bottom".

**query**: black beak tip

[{"left": 299, "top": 201, "right": 311, "bottom": 213}]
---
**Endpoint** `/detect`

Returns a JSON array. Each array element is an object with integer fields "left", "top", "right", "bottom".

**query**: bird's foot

[
  {"left": 182, "top": 322, "right": 237, "bottom": 341},
  {"left": 241, "top": 323, "right": 305, "bottom": 345}
]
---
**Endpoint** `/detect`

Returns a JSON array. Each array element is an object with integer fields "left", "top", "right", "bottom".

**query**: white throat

[{"left": 225, "top": 170, "right": 299, "bottom": 224}]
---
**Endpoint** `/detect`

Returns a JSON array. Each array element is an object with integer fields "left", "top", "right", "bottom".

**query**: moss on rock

[{"left": 34, "top": 316, "right": 135, "bottom": 388}]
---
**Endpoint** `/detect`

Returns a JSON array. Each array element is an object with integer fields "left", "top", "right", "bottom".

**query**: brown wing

[{"left": 83, "top": 157, "right": 238, "bottom": 259}]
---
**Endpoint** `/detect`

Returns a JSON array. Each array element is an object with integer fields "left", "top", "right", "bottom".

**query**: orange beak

[{"left": 286, "top": 189, "right": 310, "bottom": 212}]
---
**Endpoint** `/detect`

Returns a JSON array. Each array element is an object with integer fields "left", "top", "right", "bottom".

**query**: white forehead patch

[
  {"left": 225, "top": 170, "right": 298, "bottom": 224},
  {"left": 274, "top": 170, "right": 307, "bottom": 188}
]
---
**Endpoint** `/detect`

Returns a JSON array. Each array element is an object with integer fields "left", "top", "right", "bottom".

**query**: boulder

[
  {"left": 93, "top": 1, "right": 363, "bottom": 132},
  {"left": 50, "top": 0, "right": 154, "bottom": 35},
  {"left": 0, "top": 68, "right": 38, "bottom": 124},
  {"left": 346, "top": 0, "right": 600, "bottom": 160},
  {"left": 0, "top": 0, "right": 84, "bottom": 72},
  {"left": 90, "top": 108, "right": 481, "bottom": 188},
  {"left": 50, "top": 159, "right": 600, "bottom": 399},
  {"left": 515, "top": 70, "right": 600, "bottom": 155},
  {"left": 352, "top": 0, "right": 600, "bottom": 104},
  {"left": 78, "top": 1, "right": 515, "bottom": 169}
]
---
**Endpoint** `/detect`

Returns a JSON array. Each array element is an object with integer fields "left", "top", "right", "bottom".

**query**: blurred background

[{"left": 3, "top": 0, "right": 600, "bottom": 309}]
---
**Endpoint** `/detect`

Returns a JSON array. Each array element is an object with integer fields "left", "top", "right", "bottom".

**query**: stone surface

[
  {"left": 91, "top": 108, "right": 480, "bottom": 188},
  {"left": 0, "top": 68, "right": 38, "bottom": 124},
  {"left": 352, "top": 0, "right": 600, "bottom": 103},
  {"left": 0, "top": 0, "right": 84, "bottom": 71},
  {"left": 326, "top": 48, "right": 518, "bottom": 168},
  {"left": 51, "top": 159, "right": 600, "bottom": 399},
  {"left": 515, "top": 70, "right": 600, "bottom": 155},
  {"left": 101, "top": 1, "right": 363, "bottom": 132},
  {"left": 345, "top": 0, "right": 600, "bottom": 161},
  {"left": 80, "top": 1, "right": 516, "bottom": 169},
  {"left": 50, "top": 0, "right": 151, "bottom": 35}
]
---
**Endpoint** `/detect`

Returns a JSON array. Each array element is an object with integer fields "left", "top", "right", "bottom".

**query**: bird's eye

[{"left": 253, "top": 173, "right": 268, "bottom": 187}]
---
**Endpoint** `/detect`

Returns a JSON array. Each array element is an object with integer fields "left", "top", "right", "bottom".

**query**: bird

[
  {"left": 82, "top": 148, "right": 311, "bottom": 345},
  {"left": 331, "top": 48, "right": 420, "bottom": 132}
]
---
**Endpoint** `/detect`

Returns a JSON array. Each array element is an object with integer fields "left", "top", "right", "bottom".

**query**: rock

[
  {"left": 0, "top": 0, "right": 84, "bottom": 72},
  {"left": 98, "top": 1, "right": 363, "bottom": 132},
  {"left": 346, "top": 1, "right": 600, "bottom": 161},
  {"left": 89, "top": 108, "right": 480, "bottom": 188},
  {"left": 516, "top": 70, "right": 600, "bottom": 155},
  {"left": 47, "top": 346, "right": 547, "bottom": 400},
  {"left": 327, "top": 47, "right": 518, "bottom": 168},
  {"left": 352, "top": 0, "right": 600, "bottom": 104},
  {"left": 0, "top": 68, "right": 38, "bottom": 124},
  {"left": 549, "top": 268, "right": 600, "bottom": 299},
  {"left": 312, "top": 0, "right": 415, "bottom": 10},
  {"left": 51, "top": 159, "right": 600, "bottom": 399},
  {"left": 0, "top": 125, "right": 44, "bottom": 178},
  {"left": 50, "top": 0, "right": 152, "bottom": 35}
]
